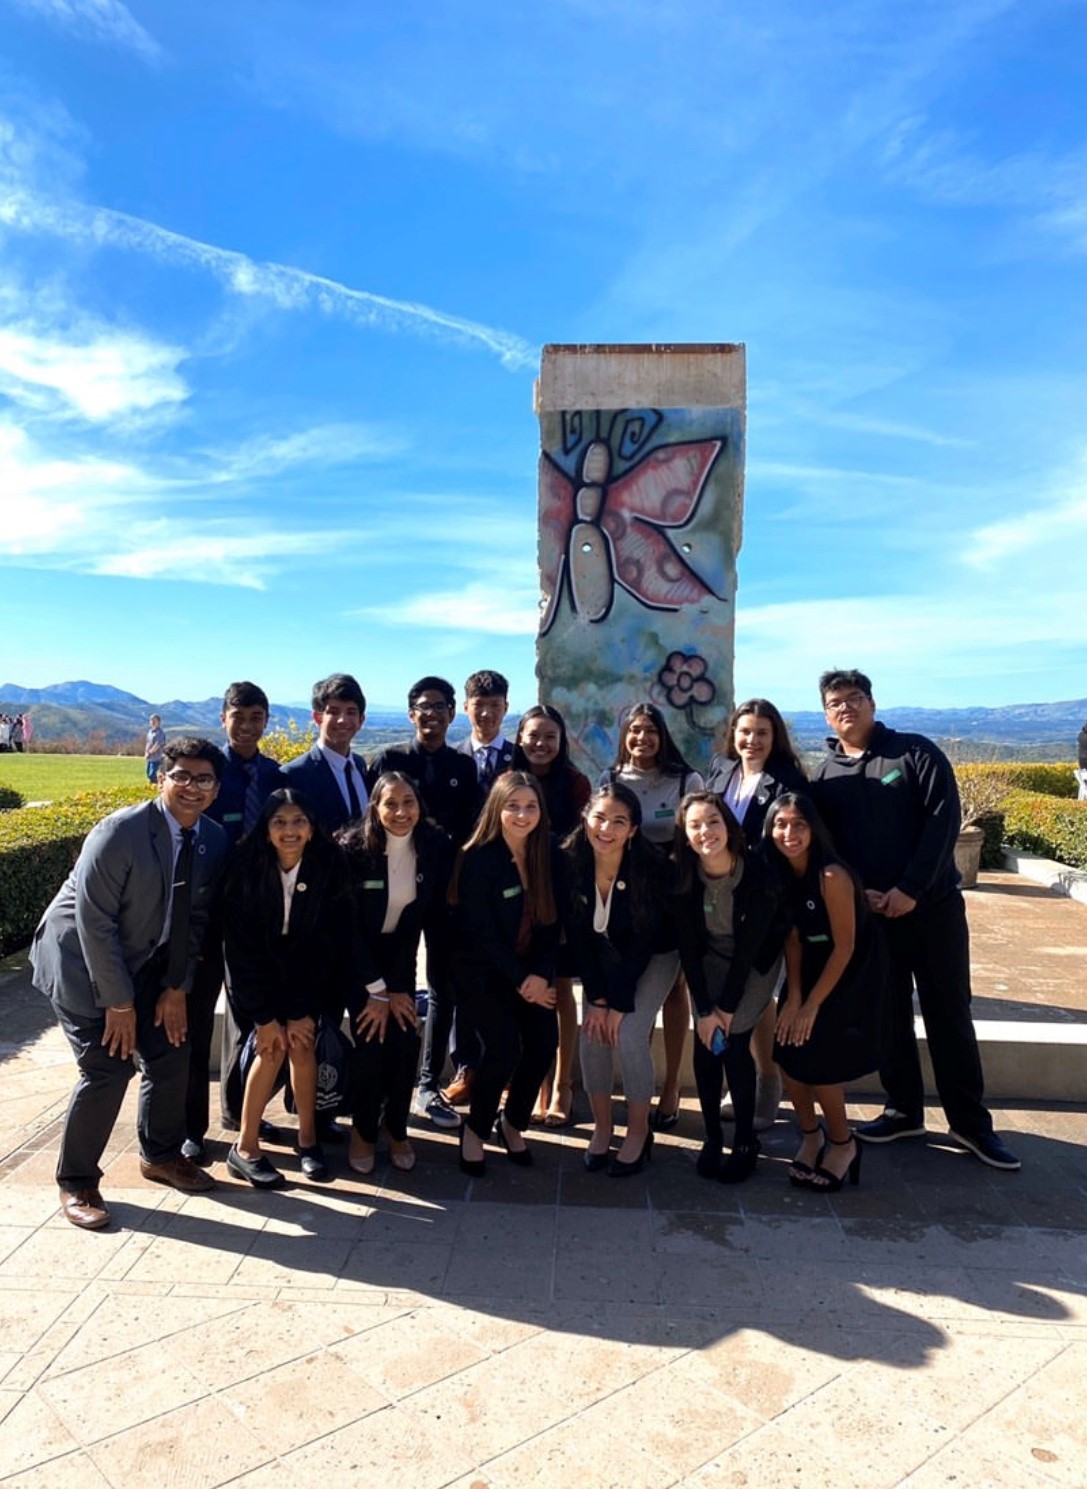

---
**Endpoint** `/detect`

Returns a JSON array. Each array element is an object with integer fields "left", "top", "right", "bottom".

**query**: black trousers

[
  {"left": 52, "top": 956, "right": 188, "bottom": 1189},
  {"left": 693, "top": 1026, "right": 755, "bottom": 1149},
  {"left": 185, "top": 939, "right": 252, "bottom": 1136},
  {"left": 879, "top": 891, "right": 991, "bottom": 1137},
  {"left": 418, "top": 929, "right": 481, "bottom": 1092},
  {"left": 350, "top": 1018, "right": 420, "bottom": 1142},
  {"left": 462, "top": 974, "right": 558, "bottom": 1138}
]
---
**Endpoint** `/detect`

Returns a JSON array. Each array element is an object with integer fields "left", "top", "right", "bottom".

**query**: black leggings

[
  {"left": 350, "top": 1018, "right": 420, "bottom": 1142},
  {"left": 693, "top": 1026, "right": 755, "bottom": 1149}
]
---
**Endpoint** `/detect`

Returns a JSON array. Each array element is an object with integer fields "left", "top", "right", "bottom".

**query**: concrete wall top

[{"left": 536, "top": 343, "right": 746, "bottom": 412}]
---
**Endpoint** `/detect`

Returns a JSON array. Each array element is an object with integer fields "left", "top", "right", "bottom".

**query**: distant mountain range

[{"left": 1, "top": 680, "right": 1083, "bottom": 760}]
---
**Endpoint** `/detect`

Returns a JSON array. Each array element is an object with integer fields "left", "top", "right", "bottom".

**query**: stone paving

[{"left": 0, "top": 875, "right": 1085, "bottom": 1488}]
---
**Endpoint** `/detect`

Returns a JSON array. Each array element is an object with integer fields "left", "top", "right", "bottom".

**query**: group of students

[
  {"left": 194, "top": 669, "right": 901, "bottom": 1193},
  {"left": 35, "top": 662, "right": 1020, "bottom": 1232}
]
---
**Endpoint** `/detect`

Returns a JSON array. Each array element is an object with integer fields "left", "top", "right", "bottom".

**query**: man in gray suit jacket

[{"left": 30, "top": 737, "right": 228, "bottom": 1228}]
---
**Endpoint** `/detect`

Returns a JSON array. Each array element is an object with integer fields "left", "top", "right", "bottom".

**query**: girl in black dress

[
  {"left": 763, "top": 793, "right": 888, "bottom": 1191},
  {"left": 338, "top": 772, "right": 453, "bottom": 1177},
  {"left": 512, "top": 704, "right": 590, "bottom": 1127},
  {"left": 448, "top": 771, "right": 561, "bottom": 1175},
  {"left": 222, "top": 789, "right": 357, "bottom": 1188}
]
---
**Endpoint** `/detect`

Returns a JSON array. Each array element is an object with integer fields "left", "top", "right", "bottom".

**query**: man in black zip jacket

[{"left": 811, "top": 668, "right": 1020, "bottom": 1171}]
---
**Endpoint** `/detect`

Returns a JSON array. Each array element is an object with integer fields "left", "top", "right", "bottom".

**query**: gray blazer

[{"left": 29, "top": 800, "right": 227, "bottom": 1019}]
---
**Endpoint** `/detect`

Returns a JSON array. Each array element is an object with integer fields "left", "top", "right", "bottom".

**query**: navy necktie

[
  {"left": 166, "top": 828, "right": 195, "bottom": 987},
  {"left": 242, "top": 760, "right": 263, "bottom": 835}
]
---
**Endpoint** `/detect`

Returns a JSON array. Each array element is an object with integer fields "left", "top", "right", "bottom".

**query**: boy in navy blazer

[
  {"left": 455, "top": 668, "right": 514, "bottom": 792},
  {"left": 282, "top": 673, "right": 370, "bottom": 833}
]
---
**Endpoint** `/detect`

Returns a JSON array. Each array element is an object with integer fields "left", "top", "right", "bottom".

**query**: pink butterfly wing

[
  {"left": 601, "top": 441, "right": 724, "bottom": 610},
  {"left": 538, "top": 453, "right": 574, "bottom": 634}
]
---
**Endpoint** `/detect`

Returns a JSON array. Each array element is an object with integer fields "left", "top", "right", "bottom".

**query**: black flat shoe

[
  {"left": 298, "top": 1145, "right": 330, "bottom": 1182},
  {"left": 226, "top": 1145, "right": 286, "bottom": 1190},
  {"left": 494, "top": 1114, "right": 533, "bottom": 1167},
  {"left": 459, "top": 1127, "right": 486, "bottom": 1178},
  {"left": 696, "top": 1142, "right": 721, "bottom": 1179},
  {"left": 718, "top": 1139, "right": 760, "bottom": 1185},
  {"left": 583, "top": 1147, "right": 611, "bottom": 1172},
  {"left": 608, "top": 1128, "right": 653, "bottom": 1178}
]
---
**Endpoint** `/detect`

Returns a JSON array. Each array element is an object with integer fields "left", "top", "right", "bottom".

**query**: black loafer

[
  {"left": 227, "top": 1145, "right": 285, "bottom": 1189},
  {"left": 181, "top": 1138, "right": 209, "bottom": 1166},
  {"left": 298, "top": 1145, "right": 330, "bottom": 1182}
]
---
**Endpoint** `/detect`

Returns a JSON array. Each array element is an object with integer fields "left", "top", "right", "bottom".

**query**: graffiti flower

[{"left": 658, "top": 651, "right": 715, "bottom": 710}]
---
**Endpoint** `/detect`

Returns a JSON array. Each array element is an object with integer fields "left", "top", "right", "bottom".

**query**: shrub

[
  {"left": 0, "top": 786, "right": 147, "bottom": 955},
  {"left": 0, "top": 784, "right": 24, "bottom": 812},
  {"left": 954, "top": 761, "right": 1077, "bottom": 804},
  {"left": 260, "top": 720, "right": 317, "bottom": 766},
  {"left": 1002, "top": 789, "right": 1087, "bottom": 871}
]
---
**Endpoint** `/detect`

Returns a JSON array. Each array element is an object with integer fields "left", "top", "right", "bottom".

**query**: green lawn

[{"left": 0, "top": 753, "right": 149, "bottom": 802}]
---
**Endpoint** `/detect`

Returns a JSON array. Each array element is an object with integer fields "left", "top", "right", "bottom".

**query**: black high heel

[
  {"left": 494, "top": 1113, "right": 533, "bottom": 1168},
  {"left": 696, "top": 1141, "right": 721, "bottom": 1179},
  {"left": 459, "top": 1125, "right": 486, "bottom": 1178},
  {"left": 608, "top": 1127, "right": 653, "bottom": 1177},
  {"left": 811, "top": 1134, "right": 862, "bottom": 1192},
  {"left": 788, "top": 1124, "right": 825, "bottom": 1188}
]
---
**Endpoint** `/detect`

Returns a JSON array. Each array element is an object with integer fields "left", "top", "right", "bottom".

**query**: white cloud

[
  {"left": 358, "top": 580, "right": 541, "bottom": 636},
  {"left": 213, "top": 423, "right": 406, "bottom": 483},
  {"left": 0, "top": 318, "right": 188, "bottom": 420},
  {"left": 0, "top": 180, "right": 538, "bottom": 371},
  {"left": 5, "top": 0, "right": 162, "bottom": 62},
  {"left": 93, "top": 524, "right": 352, "bottom": 589}
]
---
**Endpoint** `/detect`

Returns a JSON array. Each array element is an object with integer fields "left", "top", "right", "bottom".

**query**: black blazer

[
  {"left": 705, "top": 755, "right": 807, "bottom": 846},
  {"left": 222, "top": 841, "right": 361, "bottom": 1026},
  {"left": 366, "top": 740, "right": 481, "bottom": 846},
  {"left": 562, "top": 842, "right": 675, "bottom": 1013},
  {"left": 456, "top": 735, "right": 515, "bottom": 784},
  {"left": 342, "top": 822, "right": 453, "bottom": 1019},
  {"left": 451, "top": 837, "right": 561, "bottom": 990},
  {"left": 673, "top": 850, "right": 787, "bottom": 1018},
  {"left": 282, "top": 745, "right": 369, "bottom": 834}
]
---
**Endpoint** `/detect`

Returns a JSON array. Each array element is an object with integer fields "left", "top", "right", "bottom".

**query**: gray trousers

[
  {"left": 579, "top": 952, "right": 680, "bottom": 1105},
  {"left": 52, "top": 960, "right": 189, "bottom": 1189}
]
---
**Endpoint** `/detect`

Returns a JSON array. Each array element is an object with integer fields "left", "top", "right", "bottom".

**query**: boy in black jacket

[{"left": 812, "top": 668, "right": 1019, "bottom": 1171}]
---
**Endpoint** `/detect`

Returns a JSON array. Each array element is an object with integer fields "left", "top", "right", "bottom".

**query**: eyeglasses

[
  {"left": 164, "top": 770, "right": 218, "bottom": 790},
  {"left": 411, "top": 701, "right": 452, "bottom": 715},
  {"left": 824, "top": 692, "right": 870, "bottom": 714}
]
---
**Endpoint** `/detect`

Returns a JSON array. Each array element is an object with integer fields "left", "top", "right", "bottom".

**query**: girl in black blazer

[
  {"left": 222, "top": 789, "right": 359, "bottom": 1188},
  {"left": 338, "top": 772, "right": 453, "bottom": 1177},
  {"left": 673, "top": 791, "right": 787, "bottom": 1184},
  {"left": 448, "top": 771, "right": 561, "bottom": 1175},
  {"left": 705, "top": 698, "right": 807, "bottom": 1130},
  {"left": 562, "top": 783, "right": 679, "bottom": 1177}
]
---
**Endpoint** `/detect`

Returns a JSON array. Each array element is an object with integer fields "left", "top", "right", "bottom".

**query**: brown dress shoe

[
  {"left": 441, "top": 1067, "right": 474, "bottom": 1106},
  {"left": 60, "top": 1188, "right": 111, "bottom": 1230},
  {"left": 139, "top": 1155, "right": 216, "bottom": 1193}
]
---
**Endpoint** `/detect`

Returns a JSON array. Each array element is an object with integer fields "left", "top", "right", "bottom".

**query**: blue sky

[{"left": 1, "top": 0, "right": 1085, "bottom": 713}]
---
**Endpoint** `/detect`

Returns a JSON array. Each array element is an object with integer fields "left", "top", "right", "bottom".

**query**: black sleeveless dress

[{"left": 773, "top": 858, "right": 888, "bottom": 1085}]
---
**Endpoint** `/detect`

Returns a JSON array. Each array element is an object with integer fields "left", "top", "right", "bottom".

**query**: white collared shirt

[{"left": 319, "top": 743, "right": 369, "bottom": 815}]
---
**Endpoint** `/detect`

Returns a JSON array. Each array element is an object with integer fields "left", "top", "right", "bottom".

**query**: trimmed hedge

[
  {"left": 0, "top": 786, "right": 148, "bottom": 956},
  {"left": 1002, "top": 788, "right": 1087, "bottom": 871},
  {"left": 955, "top": 761, "right": 1078, "bottom": 800},
  {"left": 0, "top": 785, "right": 24, "bottom": 812}
]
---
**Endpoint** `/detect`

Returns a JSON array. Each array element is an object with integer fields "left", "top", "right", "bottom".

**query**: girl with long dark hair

[
  {"left": 562, "top": 784, "right": 678, "bottom": 1176},
  {"left": 673, "top": 791, "right": 786, "bottom": 1184},
  {"left": 603, "top": 701, "right": 703, "bottom": 1130},
  {"left": 763, "top": 793, "right": 888, "bottom": 1190},
  {"left": 448, "top": 771, "right": 561, "bottom": 1175},
  {"left": 337, "top": 773, "right": 453, "bottom": 1177},
  {"left": 706, "top": 698, "right": 807, "bottom": 1131},
  {"left": 222, "top": 789, "right": 357, "bottom": 1188}
]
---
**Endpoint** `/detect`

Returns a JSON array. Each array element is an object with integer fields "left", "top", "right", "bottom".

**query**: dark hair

[
  {"left": 338, "top": 771, "right": 424, "bottom": 856},
  {"left": 726, "top": 698, "right": 803, "bottom": 772},
  {"left": 512, "top": 704, "right": 573, "bottom": 774},
  {"left": 562, "top": 782, "right": 663, "bottom": 925},
  {"left": 312, "top": 673, "right": 366, "bottom": 713},
  {"left": 408, "top": 676, "right": 456, "bottom": 710},
  {"left": 449, "top": 770, "right": 556, "bottom": 924},
  {"left": 223, "top": 787, "right": 340, "bottom": 918},
  {"left": 818, "top": 669, "right": 873, "bottom": 704},
  {"left": 762, "top": 791, "right": 863, "bottom": 897},
  {"left": 673, "top": 789, "right": 746, "bottom": 894},
  {"left": 464, "top": 669, "right": 509, "bottom": 699},
  {"left": 611, "top": 701, "right": 694, "bottom": 778},
  {"left": 160, "top": 737, "right": 227, "bottom": 780},
  {"left": 222, "top": 681, "right": 270, "bottom": 714}
]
